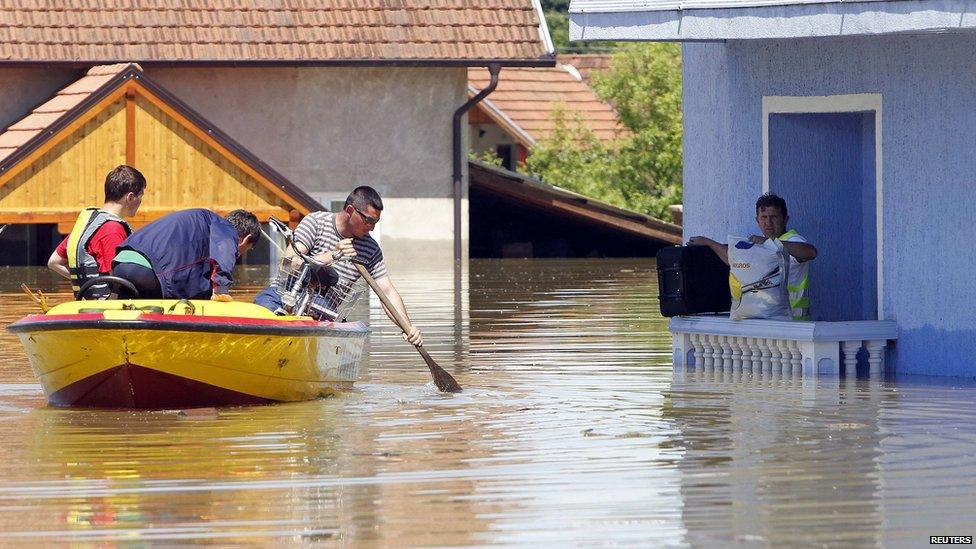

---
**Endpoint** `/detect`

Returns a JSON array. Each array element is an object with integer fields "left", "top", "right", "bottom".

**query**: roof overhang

[
  {"left": 569, "top": 0, "right": 976, "bottom": 41},
  {"left": 469, "top": 160, "right": 682, "bottom": 245}
]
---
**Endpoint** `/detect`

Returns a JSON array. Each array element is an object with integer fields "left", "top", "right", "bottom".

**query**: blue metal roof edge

[
  {"left": 569, "top": 0, "right": 976, "bottom": 41},
  {"left": 570, "top": 0, "right": 885, "bottom": 14}
]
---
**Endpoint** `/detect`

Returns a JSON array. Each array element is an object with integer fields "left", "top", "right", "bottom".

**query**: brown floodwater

[{"left": 0, "top": 259, "right": 974, "bottom": 545}]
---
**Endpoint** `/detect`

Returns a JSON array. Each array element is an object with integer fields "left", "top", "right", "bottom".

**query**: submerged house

[
  {"left": 468, "top": 63, "right": 627, "bottom": 170},
  {"left": 0, "top": 63, "right": 322, "bottom": 266},
  {"left": 0, "top": 1, "right": 555, "bottom": 267},
  {"left": 570, "top": 0, "right": 976, "bottom": 377},
  {"left": 465, "top": 63, "right": 679, "bottom": 258}
]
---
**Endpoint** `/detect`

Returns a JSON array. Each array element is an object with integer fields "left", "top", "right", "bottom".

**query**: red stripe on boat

[
  {"left": 13, "top": 313, "right": 104, "bottom": 324},
  {"left": 48, "top": 363, "right": 275, "bottom": 409}
]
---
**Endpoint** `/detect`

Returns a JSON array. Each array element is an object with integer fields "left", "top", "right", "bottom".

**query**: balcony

[{"left": 670, "top": 315, "right": 898, "bottom": 377}]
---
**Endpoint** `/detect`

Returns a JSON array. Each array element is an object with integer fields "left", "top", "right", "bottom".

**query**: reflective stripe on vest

[
  {"left": 778, "top": 229, "right": 810, "bottom": 320},
  {"left": 66, "top": 208, "right": 131, "bottom": 299}
]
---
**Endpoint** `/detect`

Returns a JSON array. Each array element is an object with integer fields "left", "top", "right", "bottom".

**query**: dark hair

[
  {"left": 344, "top": 186, "right": 384, "bottom": 212},
  {"left": 104, "top": 165, "right": 147, "bottom": 202},
  {"left": 756, "top": 192, "right": 788, "bottom": 218},
  {"left": 225, "top": 209, "right": 261, "bottom": 243}
]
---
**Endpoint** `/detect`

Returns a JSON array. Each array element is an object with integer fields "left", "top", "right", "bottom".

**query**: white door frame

[{"left": 762, "top": 94, "right": 884, "bottom": 318}]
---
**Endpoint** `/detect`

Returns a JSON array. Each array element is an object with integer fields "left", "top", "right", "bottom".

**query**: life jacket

[
  {"left": 66, "top": 208, "right": 132, "bottom": 299},
  {"left": 778, "top": 229, "right": 811, "bottom": 320}
]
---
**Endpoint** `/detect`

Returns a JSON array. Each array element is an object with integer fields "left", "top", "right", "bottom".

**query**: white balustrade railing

[{"left": 670, "top": 315, "right": 898, "bottom": 377}]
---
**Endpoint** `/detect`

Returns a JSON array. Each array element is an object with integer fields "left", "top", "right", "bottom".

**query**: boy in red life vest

[{"left": 47, "top": 165, "right": 146, "bottom": 299}]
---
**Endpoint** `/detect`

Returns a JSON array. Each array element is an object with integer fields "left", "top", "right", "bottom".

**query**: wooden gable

[{"left": 0, "top": 64, "right": 320, "bottom": 233}]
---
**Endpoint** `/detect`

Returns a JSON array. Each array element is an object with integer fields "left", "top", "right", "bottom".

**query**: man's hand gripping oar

[{"left": 351, "top": 259, "right": 461, "bottom": 393}]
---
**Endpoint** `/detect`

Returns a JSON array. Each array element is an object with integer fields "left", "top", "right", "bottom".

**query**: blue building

[{"left": 570, "top": 1, "right": 976, "bottom": 377}]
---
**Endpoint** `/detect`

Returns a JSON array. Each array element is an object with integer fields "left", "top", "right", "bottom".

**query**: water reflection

[
  {"left": 0, "top": 260, "right": 974, "bottom": 545},
  {"left": 666, "top": 369, "right": 890, "bottom": 546}
]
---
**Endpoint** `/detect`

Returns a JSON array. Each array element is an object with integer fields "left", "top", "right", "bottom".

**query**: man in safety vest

[
  {"left": 688, "top": 192, "right": 818, "bottom": 320},
  {"left": 47, "top": 165, "right": 147, "bottom": 299}
]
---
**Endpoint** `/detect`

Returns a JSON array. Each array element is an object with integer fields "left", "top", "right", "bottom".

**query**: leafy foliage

[
  {"left": 525, "top": 43, "right": 683, "bottom": 221},
  {"left": 468, "top": 148, "right": 504, "bottom": 167}
]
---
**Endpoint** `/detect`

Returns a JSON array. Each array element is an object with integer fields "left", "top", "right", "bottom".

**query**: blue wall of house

[
  {"left": 682, "top": 33, "right": 976, "bottom": 377},
  {"left": 768, "top": 112, "right": 877, "bottom": 321}
]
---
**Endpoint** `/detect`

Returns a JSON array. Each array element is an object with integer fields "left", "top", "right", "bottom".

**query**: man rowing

[{"left": 254, "top": 186, "right": 423, "bottom": 345}]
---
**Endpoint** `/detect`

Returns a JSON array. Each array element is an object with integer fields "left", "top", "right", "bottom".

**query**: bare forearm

[
  {"left": 783, "top": 241, "right": 818, "bottom": 262},
  {"left": 381, "top": 287, "right": 411, "bottom": 326},
  {"left": 373, "top": 276, "right": 423, "bottom": 346},
  {"left": 47, "top": 252, "right": 70, "bottom": 280}
]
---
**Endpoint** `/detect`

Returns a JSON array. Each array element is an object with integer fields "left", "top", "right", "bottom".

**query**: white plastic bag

[{"left": 727, "top": 236, "right": 791, "bottom": 321}]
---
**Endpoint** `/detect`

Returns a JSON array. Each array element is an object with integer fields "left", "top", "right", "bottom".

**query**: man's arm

[
  {"left": 48, "top": 236, "right": 70, "bottom": 279},
  {"left": 745, "top": 234, "right": 817, "bottom": 263},
  {"left": 687, "top": 236, "right": 729, "bottom": 265},
  {"left": 209, "top": 228, "right": 239, "bottom": 300},
  {"left": 372, "top": 275, "right": 422, "bottom": 346},
  {"left": 782, "top": 241, "right": 817, "bottom": 262},
  {"left": 47, "top": 250, "right": 70, "bottom": 280}
]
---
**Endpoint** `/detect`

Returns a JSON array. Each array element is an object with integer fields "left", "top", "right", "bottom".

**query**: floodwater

[{"left": 0, "top": 259, "right": 974, "bottom": 546}]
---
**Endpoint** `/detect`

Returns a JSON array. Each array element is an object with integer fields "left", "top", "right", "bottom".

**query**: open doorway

[{"left": 764, "top": 95, "right": 882, "bottom": 321}]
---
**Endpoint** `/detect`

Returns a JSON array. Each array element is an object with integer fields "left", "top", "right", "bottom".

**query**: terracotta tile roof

[
  {"left": 0, "top": 1, "right": 552, "bottom": 64},
  {"left": 0, "top": 63, "right": 136, "bottom": 161},
  {"left": 469, "top": 64, "right": 626, "bottom": 145}
]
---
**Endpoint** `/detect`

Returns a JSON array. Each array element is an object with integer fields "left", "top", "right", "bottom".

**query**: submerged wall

[{"left": 683, "top": 33, "right": 976, "bottom": 377}]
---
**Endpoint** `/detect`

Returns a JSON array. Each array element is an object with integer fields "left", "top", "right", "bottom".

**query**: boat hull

[{"left": 8, "top": 301, "right": 368, "bottom": 409}]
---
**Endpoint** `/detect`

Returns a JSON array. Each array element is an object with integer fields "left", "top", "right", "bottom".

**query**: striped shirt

[{"left": 293, "top": 211, "right": 387, "bottom": 287}]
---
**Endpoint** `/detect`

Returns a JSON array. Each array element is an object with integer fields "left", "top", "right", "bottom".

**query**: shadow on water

[{"left": 0, "top": 260, "right": 974, "bottom": 544}]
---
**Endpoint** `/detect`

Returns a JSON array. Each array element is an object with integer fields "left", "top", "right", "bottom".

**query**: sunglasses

[{"left": 351, "top": 206, "right": 379, "bottom": 226}]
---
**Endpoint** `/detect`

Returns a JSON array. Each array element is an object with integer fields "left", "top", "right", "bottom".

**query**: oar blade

[{"left": 418, "top": 346, "right": 462, "bottom": 393}]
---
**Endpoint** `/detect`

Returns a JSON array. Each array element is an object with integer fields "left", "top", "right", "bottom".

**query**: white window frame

[{"left": 762, "top": 94, "right": 884, "bottom": 318}]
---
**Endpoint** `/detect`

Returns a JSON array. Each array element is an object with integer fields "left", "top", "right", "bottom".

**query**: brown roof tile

[
  {"left": 469, "top": 65, "right": 628, "bottom": 145},
  {"left": 0, "top": 2, "right": 552, "bottom": 63},
  {"left": 0, "top": 63, "right": 135, "bottom": 158},
  {"left": 0, "top": 130, "right": 37, "bottom": 149}
]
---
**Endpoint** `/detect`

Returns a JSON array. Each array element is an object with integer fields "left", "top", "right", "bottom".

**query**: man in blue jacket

[{"left": 112, "top": 208, "right": 260, "bottom": 300}]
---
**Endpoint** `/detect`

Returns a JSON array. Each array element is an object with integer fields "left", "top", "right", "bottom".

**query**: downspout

[{"left": 452, "top": 63, "right": 501, "bottom": 265}]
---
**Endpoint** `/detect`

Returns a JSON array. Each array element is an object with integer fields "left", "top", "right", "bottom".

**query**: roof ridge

[{"left": 86, "top": 62, "right": 142, "bottom": 75}]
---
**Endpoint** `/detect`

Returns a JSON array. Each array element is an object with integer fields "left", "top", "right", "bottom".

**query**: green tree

[
  {"left": 524, "top": 106, "right": 623, "bottom": 204},
  {"left": 526, "top": 43, "right": 683, "bottom": 220}
]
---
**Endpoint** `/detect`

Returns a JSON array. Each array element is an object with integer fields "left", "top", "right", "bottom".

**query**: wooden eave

[
  {"left": 0, "top": 65, "right": 322, "bottom": 219},
  {"left": 469, "top": 160, "right": 681, "bottom": 245}
]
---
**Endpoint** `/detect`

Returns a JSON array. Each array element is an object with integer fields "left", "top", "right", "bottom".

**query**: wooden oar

[
  {"left": 20, "top": 283, "right": 50, "bottom": 313},
  {"left": 352, "top": 261, "right": 462, "bottom": 393}
]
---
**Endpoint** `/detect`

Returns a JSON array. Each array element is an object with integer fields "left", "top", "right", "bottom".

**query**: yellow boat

[{"left": 7, "top": 299, "right": 368, "bottom": 409}]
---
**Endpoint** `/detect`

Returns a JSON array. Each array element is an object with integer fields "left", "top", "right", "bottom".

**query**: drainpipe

[{"left": 452, "top": 63, "right": 501, "bottom": 265}]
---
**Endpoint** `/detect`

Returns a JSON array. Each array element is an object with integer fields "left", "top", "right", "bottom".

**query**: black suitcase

[{"left": 656, "top": 245, "right": 731, "bottom": 317}]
